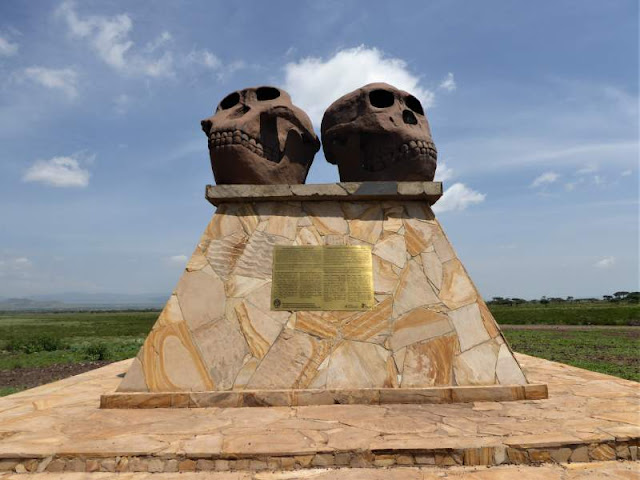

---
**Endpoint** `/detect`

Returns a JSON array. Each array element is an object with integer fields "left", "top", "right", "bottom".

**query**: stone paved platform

[
  {"left": 0, "top": 354, "right": 638, "bottom": 475},
  {"left": 0, "top": 461, "right": 638, "bottom": 478}
]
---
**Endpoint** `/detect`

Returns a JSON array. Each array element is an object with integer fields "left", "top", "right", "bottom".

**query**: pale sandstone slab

[
  {"left": 247, "top": 329, "right": 331, "bottom": 390},
  {"left": 389, "top": 307, "right": 453, "bottom": 351},
  {"left": 454, "top": 341, "right": 500, "bottom": 386},
  {"left": 402, "top": 334, "right": 460, "bottom": 387},
  {"left": 440, "top": 258, "right": 478, "bottom": 310},
  {"left": 176, "top": 267, "right": 226, "bottom": 331},
  {"left": 295, "top": 226, "right": 323, "bottom": 246},
  {"left": 235, "top": 301, "right": 286, "bottom": 359},
  {"left": 346, "top": 204, "right": 383, "bottom": 244},
  {"left": 233, "top": 231, "right": 290, "bottom": 279},
  {"left": 403, "top": 218, "right": 434, "bottom": 256},
  {"left": 371, "top": 255, "right": 398, "bottom": 294},
  {"left": 421, "top": 249, "right": 443, "bottom": 290},
  {"left": 496, "top": 344, "right": 527, "bottom": 385},
  {"left": 205, "top": 231, "right": 247, "bottom": 280},
  {"left": 303, "top": 202, "right": 349, "bottom": 235},
  {"left": 449, "top": 303, "right": 492, "bottom": 352},
  {"left": 393, "top": 259, "right": 439, "bottom": 318},
  {"left": 372, "top": 233, "right": 407, "bottom": 269},
  {"left": 325, "top": 341, "right": 393, "bottom": 389}
]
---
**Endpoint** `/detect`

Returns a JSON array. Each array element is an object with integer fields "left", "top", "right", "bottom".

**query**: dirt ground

[{"left": 0, "top": 361, "right": 113, "bottom": 391}]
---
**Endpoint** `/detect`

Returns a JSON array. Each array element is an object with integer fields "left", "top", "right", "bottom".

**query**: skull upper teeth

[
  {"left": 362, "top": 140, "right": 437, "bottom": 172},
  {"left": 209, "top": 129, "right": 280, "bottom": 163}
]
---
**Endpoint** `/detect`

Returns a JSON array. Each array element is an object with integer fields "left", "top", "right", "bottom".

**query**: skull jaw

[
  {"left": 209, "top": 146, "right": 310, "bottom": 185},
  {"left": 326, "top": 133, "right": 437, "bottom": 182}
]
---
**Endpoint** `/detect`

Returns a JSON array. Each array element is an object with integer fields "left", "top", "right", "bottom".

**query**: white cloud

[
  {"left": 168, "top": 254, "right": 188, "bottom": 264},
  {"left": 56, "top": 1, "right": 173, "bottom": 78},
  {"left": 283, "top": 45, "right": 435, "bottom": 125},
  {"left": 187, "top": 49, "right": 221, "bottom": 70},
  {"left": 434, "top": 162, "right": 455, "bottom": 182},
  {"left": 621, "top": 169, "right": 632, "bottom": 176},
  {"left": 23, "top": 156, "right": 90, "bottom": 188},
  {"left": 576, "top": 163, "right": 598, "bottom": 175},
  {"left": 0, "top": 35, "right": 18, "bottom": 56},
  {"left": 22, "top": 67, "right": 78, "bottom": 98},
  {"left": 594, "top": 256, "right": 616, "bottom": 269},
  {"left": 432, "top": 182, "right": 485, "bottom": 213},
  {"left": 439, "top": 72, "right": 456, "bottom": 92},
  {"left": 531, "top": 171, "right": 559, "bottom": 188}
]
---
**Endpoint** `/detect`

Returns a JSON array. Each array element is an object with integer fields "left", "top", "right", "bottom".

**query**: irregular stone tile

[
  {"left": 307, "top": 355, "right": 330, "bottom": 389},
  {"left": 324, "top": 234, "right": 346, "bottom": 245},
  {"left": 235, "top": 301, "right": 287, "bottom": 359},
  {"left": 204, "top": 205, "right": 245, "bottom": 240},
  {"left": 372, "top": 255, "right": 398, "bottom": 294},
  {"left": 225, "top": 275, "right": 270, "bottom": 298},
  {"left": 372, "top": 234, "right": 407, "bottom": 269},
  {"left": 394, "top": 347, "right": 407, "bottom": 376},
  {"left": 233, "top": 357, "right": 260, "bottom": 390},
  {"left": 393, "top": 259, "right": 439, "bottom": 318},
  {"left": 341, "top": 297, "right": 393, "bottom": 344},
  {"left": 261, "top": 203, "right": 302, "bottom": 240},
  {"left": 439, "top": 258, "right": 478, "bottom": 310},
  {"left": 234, "top": 231, "right": 290, "bottom": 279},
  {"left": 478, "top": 300, "right": 501, "bottom": 338},
  {"left": 401, "top": 335, "right": 459, "bottom": 387},
  {"left": 431, "top": 224, "right": 456, "bottom": 262},
  {"left": 383, "top": 205, "right": 405, "bottom": 232},
  {"left": 454, "top": 341, "right": 500, "bottom": 386},
  {"left": 247, "top": 329, "right": 331, "bottom": 390},
  {"left": 405, "top": 202, "right": 436, "bottom": 221},
  {"left": 141, "top": 303, "right": 215, "bottom": 391},
  {"left": 234, "top": 203, "right": 260, "bottom": 236},
  {"left": 448, "top": 303, "right": 492, "bottom": 352},
  {"left": 116, "top": 355, "right": 148, "bottom": 392},
  {"left": 295, "top": 226, "right": 323, "bottom": 246},
  {"left": 325, "top": 341, "right": 394, "bottom": 389},
  {"left": 496, "top": 344, "right": 527, "bottom": 385},
  {"left": 244, "top": 283, "right": 291, "bottom": 324},
  {"left": 389, "top": 308, "right": 453, "bottom": 351},
  {"left": 404, "top": 218, "right": 434, "bottom": 256},
  {"left": 190, "top": 315, "right": 249, "bottom": 390},
  {"left": 176, "top": 267, "right": 226, "bottom": 331},
  {"left": 347, "top": 205, "right": 383, "bottom": 244},
  {"left": 296, "top": 311, "right": 343, "bottom": 339},
  {"left": 421, "top": 250, "right": 443, "bottom": 291},
  {"left": 204, "top": 231, "right": 247, "bottom": 281},
  {"left": 185, "top": 245, "right": 208, "bottom": 272},
  {"left": 304, "top": 201, "right": 349, "bottom": 235}
]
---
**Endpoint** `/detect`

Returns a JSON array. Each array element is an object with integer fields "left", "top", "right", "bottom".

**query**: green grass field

[
  {"left": 0, "top": 303, "right": 638, "bottom": 396},
  {"left": 490, "top": 302, "right": 640, "bottom": 326}
]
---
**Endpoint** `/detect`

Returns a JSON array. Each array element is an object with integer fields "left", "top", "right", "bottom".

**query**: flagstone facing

[{"left": 111, "top": 184, "right": 533, "bottom": 404}]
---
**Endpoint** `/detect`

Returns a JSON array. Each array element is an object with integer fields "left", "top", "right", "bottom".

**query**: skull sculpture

[
  {"left": 201, "top": 86, "right": 320, "bottom": 184},
  {"left": 321, "top": 82, "right": 437, "bottom": 182}
]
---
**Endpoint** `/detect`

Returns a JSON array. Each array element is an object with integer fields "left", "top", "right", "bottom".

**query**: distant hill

[{"left": 0, "top": 293, "right": 166, "bottom": 311}]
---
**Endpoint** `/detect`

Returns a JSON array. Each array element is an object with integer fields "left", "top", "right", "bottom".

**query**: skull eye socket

[
  {"left": 405, "top": 95, "right": 424, "bottom": 115},
  {"left": 219, "top": 92, "right": 240, "bottom": 110},
  {"left": 369, "top": 89, "right": 394, "bottom": 108},
  {"left": 256, "top": 87, "right": 281, "bottom": 101}
]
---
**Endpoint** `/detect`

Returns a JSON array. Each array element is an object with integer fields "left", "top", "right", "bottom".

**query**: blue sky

[{"left": 0, "top": 1, "right": 638, "bottom": 300}]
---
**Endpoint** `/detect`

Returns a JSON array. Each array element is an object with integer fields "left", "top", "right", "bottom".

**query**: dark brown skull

[
  {"left": 321, "top": 82, "right": 437, "bottom": 182},
  {"left": 201, "top": 86, "right": 320, "bottom": 184}
]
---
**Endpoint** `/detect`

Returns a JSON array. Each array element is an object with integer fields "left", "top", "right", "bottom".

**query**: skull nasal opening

[
  {"left": 403, "top": 110, "right": 418, "bottom": 125},
  {"left": 369, "top": 89, "right": 394, "bottom": 108}
]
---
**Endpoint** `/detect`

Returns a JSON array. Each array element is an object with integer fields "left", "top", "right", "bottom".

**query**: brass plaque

[{"left": 271, "top": 246, "right": 374, "bottom": 311}]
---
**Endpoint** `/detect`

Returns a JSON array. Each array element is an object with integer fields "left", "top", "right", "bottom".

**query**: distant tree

[
  {"left": 540, "top": 296, "right": 549, "bottom": 305},
  {"left": 613, "top": 291, "right": 630, "bottom": 299},
  {"left": 566, "top": 296, "right": 574, "bottom": 302},
  {"left": 512, "top": 298, "right": 527, "bottom": 305},
  {"left": 626, "top": 292, "right": 640, "bottom": 303},
  {"left": 603, "top": 295, "right": 613, "bottom": 301}
]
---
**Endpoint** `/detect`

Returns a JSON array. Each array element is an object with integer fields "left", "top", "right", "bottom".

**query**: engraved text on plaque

[{"left": 271, "top": 246, "right": 374, "bottom": 311}]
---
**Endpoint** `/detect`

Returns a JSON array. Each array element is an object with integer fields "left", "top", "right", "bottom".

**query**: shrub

[
  {"left": 82, "top": 342, "right": 111, "bottom": 361},
  {"left": 5, "top": 335, "right": 66, "bottom": 354}
]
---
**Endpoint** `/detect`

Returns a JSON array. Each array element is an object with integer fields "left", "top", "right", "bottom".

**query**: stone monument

[{"left": 102, "top": 83, "right": 546, "bottom": 409}]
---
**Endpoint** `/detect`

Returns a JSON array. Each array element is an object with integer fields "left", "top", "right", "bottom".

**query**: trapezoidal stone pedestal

[{"left": 102, "top": 182, "right": 547, "bottom": 408}]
